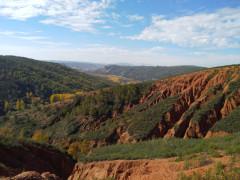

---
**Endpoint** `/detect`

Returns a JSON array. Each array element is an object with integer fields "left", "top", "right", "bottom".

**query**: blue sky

[{"left": 0, "top": 0, "right": 239, "bottom": 67}]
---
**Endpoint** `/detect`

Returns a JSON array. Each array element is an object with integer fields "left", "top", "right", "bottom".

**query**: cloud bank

[
  {"left": 0, "top": 0, "right": 112, "bottom": 32},
  {"left": 129, "top": 8, "right": 240, "bottom": 48}
]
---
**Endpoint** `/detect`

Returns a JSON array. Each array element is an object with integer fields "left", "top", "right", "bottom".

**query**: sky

[{"left": 0, "top": 0, "right": 240, "bottom": 67}]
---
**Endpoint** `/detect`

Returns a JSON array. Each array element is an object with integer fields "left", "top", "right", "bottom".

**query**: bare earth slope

[{"left": 69, "top": 155, "right": 240, "bottom": 180}]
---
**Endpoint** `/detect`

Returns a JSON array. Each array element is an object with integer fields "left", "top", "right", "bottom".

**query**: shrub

[{"left": 67, "top": 140, "right": 91, "bottom": 159}]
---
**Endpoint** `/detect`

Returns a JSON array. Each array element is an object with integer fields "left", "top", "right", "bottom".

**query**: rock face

[{"left": 0, "top": 141, "right": 75, "bottom": 179}]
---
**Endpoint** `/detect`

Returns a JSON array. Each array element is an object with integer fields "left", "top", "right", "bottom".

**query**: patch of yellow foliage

[{"left": 32, "top": 130, "right": 49, "bottom": 143}]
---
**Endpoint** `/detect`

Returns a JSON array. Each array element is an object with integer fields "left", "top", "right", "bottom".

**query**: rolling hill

[
  {"left": 94, "top": 65, "right": 206, "bottom": 81},
  {"left": 0, "top": 56, "right": 114, "bottom": 115}
]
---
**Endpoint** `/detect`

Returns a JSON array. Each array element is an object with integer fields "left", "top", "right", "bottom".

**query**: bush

[{"left": 67, "top": 140, "right": 91, "bottom": 159}]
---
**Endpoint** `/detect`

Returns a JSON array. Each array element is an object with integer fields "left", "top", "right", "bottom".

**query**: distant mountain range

[
  {"left": 56, "top": 61, "right": 105, "bottom": 71},
  {"left": 94, "top": 65, "right": 206, "bottom": 81},
  {"left": 58, "top": 61, "right": 206, "bottom": 81}
]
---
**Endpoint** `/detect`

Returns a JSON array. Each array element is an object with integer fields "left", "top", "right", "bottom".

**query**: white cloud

[
  {"left": 0, "top": 30, "right": 69, "bottom": 47},
  {"left": 128, "top": 14, "right": 144, "bottom": 22},
  {"left": 129, "top": 8, "right": 240, "bottom": 48},
  {"left": 0, "top": 30, "right": 46, "bottom": 40},
  {"left": 0, "top": 0, "right": 112, "bottom": 32},
  {"left": 101, "top": 25, "right": 112, "bottom": 29}
]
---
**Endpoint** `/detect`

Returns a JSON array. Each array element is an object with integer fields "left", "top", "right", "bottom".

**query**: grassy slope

[{"left": 81, "top": 133, "right": 240, "bottom": 162}]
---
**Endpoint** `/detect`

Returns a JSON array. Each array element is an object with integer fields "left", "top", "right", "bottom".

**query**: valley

[{"left": 0, "top": 57, "right": 239, "bottom": 180}]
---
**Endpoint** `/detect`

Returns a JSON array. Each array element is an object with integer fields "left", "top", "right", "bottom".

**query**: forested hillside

[
  {"left": 0, "top": 56, "right": 113, "bottom": 115},
  {"left": 95, "top": 65, "right": 205, "bottom": 81}
]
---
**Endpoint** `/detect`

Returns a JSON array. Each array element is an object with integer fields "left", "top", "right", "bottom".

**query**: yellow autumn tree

[
  {"left": 16, "top": 99, "right": 25, "bottom": 110},
  {"left": 32, "top": 130, "right": 49, "bottom": 143}
]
